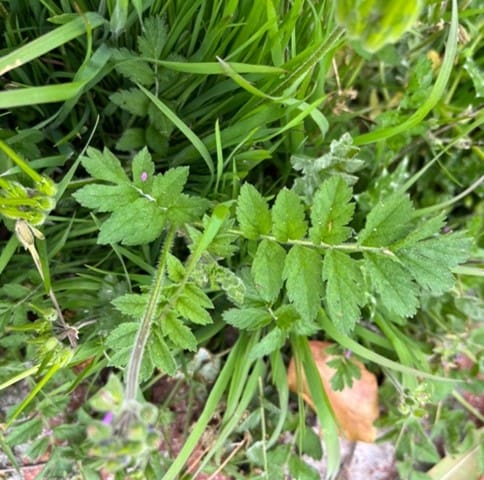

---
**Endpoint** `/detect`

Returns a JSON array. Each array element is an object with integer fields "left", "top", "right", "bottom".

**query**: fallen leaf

[{"left": 287, "top": 340, "right": 379, "bottom": 442}]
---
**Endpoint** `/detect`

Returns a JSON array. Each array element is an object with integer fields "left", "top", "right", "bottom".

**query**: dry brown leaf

[{"left": 287, "top": 340, "right": 379, "bottom": 443}]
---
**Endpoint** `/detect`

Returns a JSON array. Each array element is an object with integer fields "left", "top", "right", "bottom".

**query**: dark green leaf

[
  {"left": 137, "top": 17, "right": 167, "bottom": 59},
  {"left": 326, "top": 357, "right": 362, "bottom": 391},
  {"left": 309, "top": 176, "right": 355, "bottom": 244},
  {"left": 251, "top": 239, "right": 286, "bottom": 303},
  {"left": 113, "top": 48, "right": 155, "bottom": 86},
  {"left": 323, "top": 250, "right": 365, "bottom": 333},
  {"left": 110, "top": 88, "right": 149, "bottom": 116},
  {"left": 223, "top": 307, "right": 272, "bottom": 330},
  {"left": 236, "top": 183, "right": 272, "bottom": 239},
  {"left": 283, "top": 245, "right": 323, "bottom": 322},
  {"left": 272, "top": 188, "right": 307, "bottom": 241},
  {"left": 364, "top": 252, "right": 418, "bottom": 317},
  {"left": 80, "top": 147, "right": 130, "bottom": 184},
  {"left": 359, "top": 193, "right": 414, "bottom": 246}
]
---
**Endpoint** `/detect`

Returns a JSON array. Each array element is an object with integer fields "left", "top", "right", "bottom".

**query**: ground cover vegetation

[{"left": 0, "top": 0, "right": 482, "bottom": 478}]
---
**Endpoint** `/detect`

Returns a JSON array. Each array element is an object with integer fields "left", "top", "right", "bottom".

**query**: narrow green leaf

[
  {"left": 283, "top": 246, "right": 323, "bottom": 322},
  {"left": 251, "top": 239, "right": 286, "bottom": 303},
  {"left": 323, "top": 251, "right": 365, "bottom": 333},
  {"left": 97, "top": 197, "right": 166, "bottom": 245},
  {"left": 272, "top": 188, "right": 308, "bottom": 241},
  {"left": 73, "top": 184, "right": 138, "bottom": 212},
  {"left": 223, "top": 307, "right": 272, "bottom": 331},
  {"left": 364, "top": 252, "right": 418, "bottom": 317},
  {"left": 359, "top": 193, "right": 414, "bottom": 246},
  {"left": 236, "top": 184, "right": 272, "bottom": 239},
  {"left": 176, "top": 284, "right": 213, "bottom": 325},
  {"left": 310, "top": 176, "right": 355, "bottom": 244},
  {"left": 80, "top": 147, "right": 130, "bottom": 184},
  {"left": 163, "top": 312, "right": 197, "bottom": 351},
  {"left": 249, "top": 327, "right": 286, "bottom": 361},
  {"left": 0, "top": 12, "right": 105, "bottom": 76},
  {"left": 0, "top": 83, "right": 86, "bottom": 108}
]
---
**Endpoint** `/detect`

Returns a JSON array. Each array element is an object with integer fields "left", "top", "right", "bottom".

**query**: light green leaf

[
  {"left": 166, "top": 253, "right": 186, "bottom": 282},
  {"left": 397, "top": 233, "right": 471, "bottom": 295},
  {"left": 236, "top": 184, "right": 272, "bottom": 239},
  {"left": 111, "top": 293, "right": 149, "bottom": 319},
  {"left": 359, "top": 193, "right": 414, "bottom": 246},
  {"left": 251, "top": 239, "right": 286, "bottom": 303},
  {"left": 131, "top": 147, "right": 155, "bottom": 189},
  {"left": 223, "top": 307, "right": 272, "bottom": 331},
  {"left": 73, "top": 184, "right": 138, "bottom": 212},
  {"left": 323, "top": 251, "right": 365, "bottom": 333},
  {"left": 249, "top": 327, "right": 286, "bottom": 361},
  {"left": 163, "top": 312, "right": 197, "bottom": 351},
  {"left": 148, "top": 326, "right": 177, "bottom": 375},
  {"left": 283, "top": 246, "right": 323, "bottom": 322},
  {"left": 80, "top": 147, "right": 129, "bottom": 184},
  {"left": 97, "top": 197, "right": 166, "bottom": 245},
  {"left": 272, "top": 188, "right": 307, "bottom": 241},
  {"left": 176, "top": 283, "right": 213, "bottom": 325},
  {"left": 151, "top": 167, "right": 189, "bottom": 205},
  {"left": 364, "top": 252, "right": 418, "bottom": 317},
  {"left": 105, "top": 322, "right": 139, "bottom": 351},
  {"left": 167, "top": 194, "right": 210, "bottom": 225},
  {"left": 309, "top": 176, "right": 355, "bottom": 244}
]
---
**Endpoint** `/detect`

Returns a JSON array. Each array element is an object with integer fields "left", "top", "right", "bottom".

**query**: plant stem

[{"left": 124, "top": 225, "right": 177, "bottom": 402}]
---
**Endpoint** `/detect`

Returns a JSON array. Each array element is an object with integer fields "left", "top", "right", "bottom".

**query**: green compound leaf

[
  {"left": 148, "top": 326, "right": 177, "bottom": 376},
  {"left": 272, "top": 188, "right": 308, "bottom": 241},
  {"left": 167, "top": 193, "right": 210, "bottom": 225},
  {"left": 283, "top": 245, "right": 323, "bottom": 323},
  {"left": 113, "top": 48, "right": 155, "bottom": 86},
  {"left": 364, "top": 252, "right": 418, "bottom": 317},
  {"left": 309, "top": 176, "right": 355, "bottom": 245},
  {"left": 223, "top": 307, "right": 272, "bottom": 331},
  {"left": 251, "top": 239, "right": 286, "bottom": 304},
  {"left": 80, "top": 147, "right": 130, "bottom": 184},
  {"left": 335, "top": 0, "right": 423, "bottom": 53},
  {"left": 359, "top": 193, "right": 414, "bottom": 246},
  {"left": 97, "top": 197, "right": 166, "bottom": 245},
  {"left": 396, "top": 232, "right": 472, "bottom": 295},
  {"left": 323, "top": 250, "right": 365, "bottom": 333},
  {"left": 236, "top": 183, "right": 272, "bottom": 239},
  {"left": 163, "top": 312, "right": 197, "bottom": 351},
  {"left": 73, "top": 184, "right": 138, "bottom": 212}
]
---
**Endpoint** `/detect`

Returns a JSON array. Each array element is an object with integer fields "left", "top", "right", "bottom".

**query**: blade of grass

[
  {"left": 0, "top": 12, "right": 104, "bottom": 75},
  {"left": 353, "top": 0, "right": 459, "bottom": 145}
]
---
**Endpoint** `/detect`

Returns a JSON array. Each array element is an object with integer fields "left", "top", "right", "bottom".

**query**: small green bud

[{"left": 35, "top": 176, "right": 57, "bottom": 197}]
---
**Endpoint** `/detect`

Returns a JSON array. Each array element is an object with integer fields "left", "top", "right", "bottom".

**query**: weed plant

[{"left": 0, "top": 1, "right": 482, "bottom": 479}]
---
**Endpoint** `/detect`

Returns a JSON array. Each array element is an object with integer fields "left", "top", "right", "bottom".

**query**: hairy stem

[{"left": 124, "top": 225, "right": 177, "bottom": 402}]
